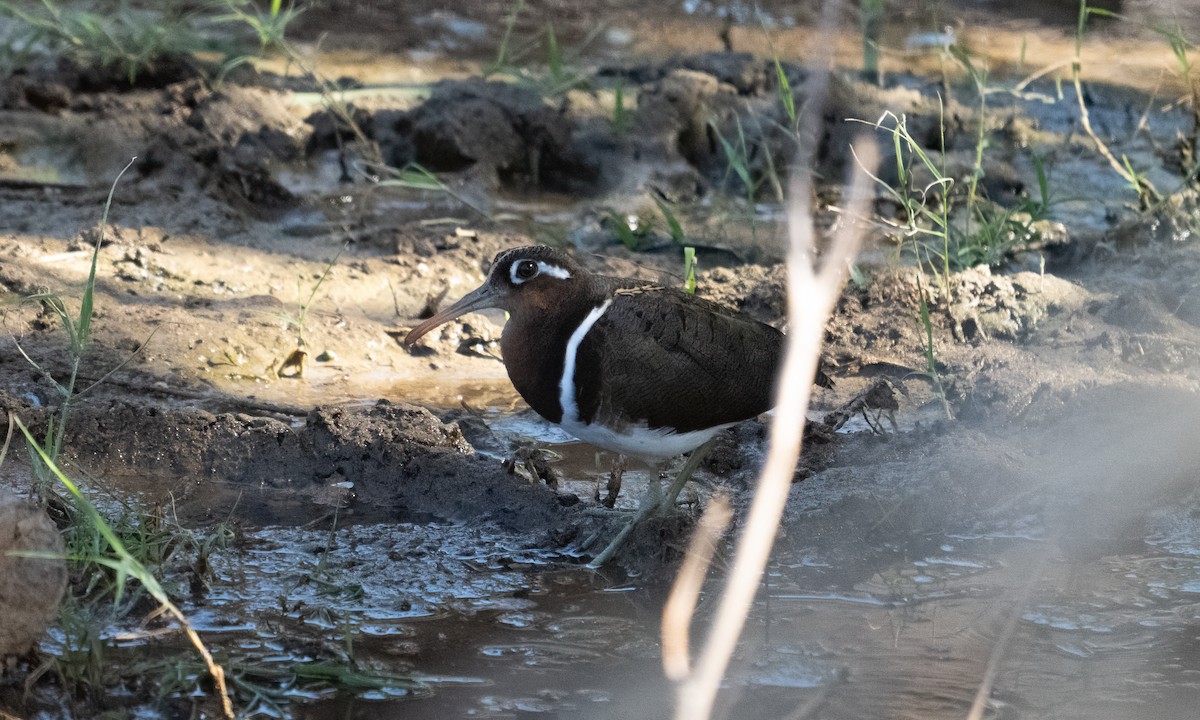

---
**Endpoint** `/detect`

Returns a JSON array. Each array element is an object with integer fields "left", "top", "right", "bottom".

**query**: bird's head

[{"left": 403, "top": 246, "right": 584, "bottom": 346}]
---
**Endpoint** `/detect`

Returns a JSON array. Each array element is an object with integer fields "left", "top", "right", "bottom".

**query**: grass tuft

[
  {"left": 0, "top": 0, "right": 302, "bottom": 85},
  {"left": 212, "top": 0, "right": 300, "bottom": 53},
  {"left": 14, "top": 157, "right": 138, "bottom": 495},
  {"left": 15, "top": 416, "right": 235, "bottom": 718},
  {"left": 371, "top": 161, "right": 488, "bottom": 217},
  {"left": 483, "top": 1, "right": 593, "bottom": 96}
]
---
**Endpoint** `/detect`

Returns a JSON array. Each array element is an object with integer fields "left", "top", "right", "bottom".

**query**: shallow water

[
  {"left": 126, "top": 478, "right": 1199, "bottom": 719},
  {"left": 75, "top": 376, "right": 1200, "bottom": 719}
]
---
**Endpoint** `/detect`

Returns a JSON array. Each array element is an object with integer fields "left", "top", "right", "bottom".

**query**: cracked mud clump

[{"left": 0, "top": 489, "right": 66, "bottom": 659}]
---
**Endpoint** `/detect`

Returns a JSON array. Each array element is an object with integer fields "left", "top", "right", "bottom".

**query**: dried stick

[
  {"left": 1070, "top": 4, "right": 1159, "bottom": 202},
  {"left": 670, "top": 139, "right": 879, "bottom": 720},
  {"left": 662, "top": 493, "right": 733, "bottom": 681},
  {"left": 964, "top": 548, "right": 1050, "bottom": 720}
]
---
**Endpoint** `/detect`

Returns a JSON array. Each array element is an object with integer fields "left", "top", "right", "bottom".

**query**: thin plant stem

[
  {"left": 0, "top": 412, "right": 13, "bottom": 469},
  {"left": 1071, "top": 0, "right": 1159, "bottom": 202},
  {"left": 55, "top": 156, "right": 137, "bottom": 450},
  {"left": 965, "top": 549, "right": 1050, "bottom": 720},
  {"left": 671, "top": 138, "right": 878, "bottom": 720}
]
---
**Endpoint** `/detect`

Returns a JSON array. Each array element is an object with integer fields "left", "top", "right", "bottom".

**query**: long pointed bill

[{"left": 403, "top": 284, "right": 500, "bottom": 346}]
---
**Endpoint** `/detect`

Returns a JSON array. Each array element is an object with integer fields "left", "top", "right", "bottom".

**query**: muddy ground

[{"left": 2, "top": 1, "right": 1200, "bottom": 718}]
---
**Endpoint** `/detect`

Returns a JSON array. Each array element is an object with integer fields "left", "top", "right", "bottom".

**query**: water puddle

[
  {"left": 61, "top": 374, "right": 1200, "bottom": 718},
  {"left": 0, "top": 132, "right": 91, "bottom": 189},
  {"left": 100, "top": 507, "right": 1195, "bottom": 719}
]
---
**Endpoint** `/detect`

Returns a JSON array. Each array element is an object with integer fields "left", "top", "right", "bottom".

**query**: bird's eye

[{"left": 515, "top": 260, "right": 538, "bottom": 280}]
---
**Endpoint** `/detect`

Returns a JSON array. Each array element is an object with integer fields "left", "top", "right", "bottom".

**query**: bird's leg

[
  {"left": 656, "top": 439, "right": 715, "bottom": 514},
  {"left": 643, "top": 467, "right": 666, "bottom": 511},
  {"left": 587, "top": 441, "right": 717, "bottom": 568},
  {"left": 587, "top": 462, "right": 667, "bottom": 569},
  {"left": 601, "top": 454, "right": 627, "bottom": 508}
]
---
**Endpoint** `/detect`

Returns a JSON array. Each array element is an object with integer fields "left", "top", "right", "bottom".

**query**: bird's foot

[
  {"left": 587, "top": 441, "right": 716, "bottom": 568},
  {"left": 651, "top": 442, "right": 712, "bottom": 515},
  {"left": 502, "top": 446, "right": 561, "bottom": 489},
  {"left": 598, "top": 454, "right": 627, "bottom": 508}
]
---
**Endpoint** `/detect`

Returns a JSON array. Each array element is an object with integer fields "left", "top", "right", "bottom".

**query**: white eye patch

[
  {"left": 510, "top": 260, "right": 572, "bottom": 285},
  {"left": 537, "top": 262, "right": 571, "bottom": 279}
]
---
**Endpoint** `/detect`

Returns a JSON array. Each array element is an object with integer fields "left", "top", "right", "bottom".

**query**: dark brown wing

[{"left": 573, "top": 285, "right": 783, "bottom": 433}]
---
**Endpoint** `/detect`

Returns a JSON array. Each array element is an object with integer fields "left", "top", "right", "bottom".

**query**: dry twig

[
  {"left": 667, "top": 135, "right": 879, "bottom": 719},
  {"left": 661, "top": 493, "right": 733, "bottom": 681},
  {"left": 964, "top": 548, "right": 1050, "bottom": 720}
]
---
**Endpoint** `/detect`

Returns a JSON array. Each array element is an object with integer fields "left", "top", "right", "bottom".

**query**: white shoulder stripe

[{"left": 559, "top": 299, "right": 611, "bottom": 424}]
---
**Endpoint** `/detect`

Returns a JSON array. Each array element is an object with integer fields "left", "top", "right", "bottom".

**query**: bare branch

[
  {"left": 661, "top": 493, "right": 733, "bottom": 681},
  {"left": 671, "top": 136, "right": 879, "bottom": 720}
]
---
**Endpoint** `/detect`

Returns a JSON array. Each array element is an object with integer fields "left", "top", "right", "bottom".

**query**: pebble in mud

[{"left": 0, "top": 489, "right": 66, "bottom": 660}]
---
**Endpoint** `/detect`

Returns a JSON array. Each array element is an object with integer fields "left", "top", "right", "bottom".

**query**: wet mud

[{"left": 2, "top": 1, "right": 1200, "bottom": 718}]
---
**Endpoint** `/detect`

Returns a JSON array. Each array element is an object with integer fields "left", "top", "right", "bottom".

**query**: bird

[{"left": 403, "top": 246, "right": 805, "bottom": 559}]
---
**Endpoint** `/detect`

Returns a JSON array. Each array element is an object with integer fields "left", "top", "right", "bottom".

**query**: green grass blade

[
  {"left": 546, "top": 24, "right": 562, "bottom": 82},
  {"left": 772, "top": 57, "right": 796, "bottom": 125},
  {"left": 487, "top": 0, "right": 525, "bottom": 76},
  {"left": 291, "top": 661, "right": 430, "bottom": 691},
  {"left": 376, "top": 163, "right": 446, "bottom": 191},
  {"left": 653, "top": 196, "right": 687, "bottom": 246},
  {"left": 713, "top": 120, "right": 755, "bottom": 196},
  {"left": 78, "top": 156, "right": 136, "bottom": 347},
  {"left": 612, "top": 79, "right": 626, "bottom": 135},
  {"left": 18, "top": 417, "right": 125, "bottom": 554},
  {"left": 682, "top": 246, "right": 697, "bottom": 295},
  {"left": 610, "top": 212, "right": 641, "bottom": 250}
]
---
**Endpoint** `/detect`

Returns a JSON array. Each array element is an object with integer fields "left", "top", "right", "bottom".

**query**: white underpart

[
  {"left": 562, "top": 420, "right": 730, "bottom": 465},
  {"left": 510, "top": 260, "right": 572, "bottom": 284},
  {"left": 558, "top": 298, "right": 722, "bottom": 463}
]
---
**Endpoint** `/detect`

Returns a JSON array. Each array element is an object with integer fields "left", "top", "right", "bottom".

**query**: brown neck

[{"left": 500, "top": 279, "right": 606, "bottom": 423}]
